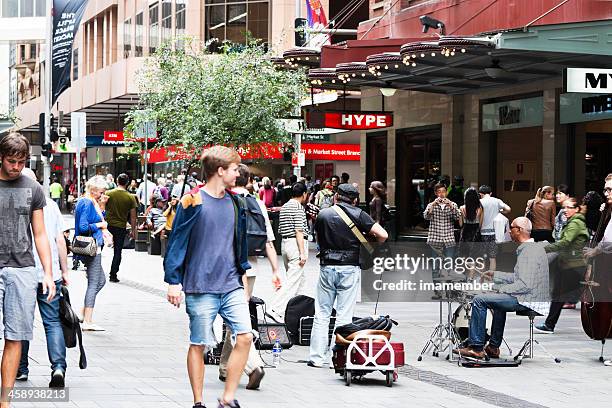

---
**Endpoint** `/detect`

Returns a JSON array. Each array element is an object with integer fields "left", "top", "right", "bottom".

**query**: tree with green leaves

[{"left": 125, "top": 39, "right": 307, "bottom": 162}]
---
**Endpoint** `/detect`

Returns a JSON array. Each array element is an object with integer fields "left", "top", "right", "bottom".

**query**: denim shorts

[
  {"left": 0, "top": 266, "right": 38, "bottom": 341},
  {"left": 185, "top": 288, "right": 253, "bottom": 347},
  {"left": 481, "top": 235, "right": 498, "bottom": 257}
]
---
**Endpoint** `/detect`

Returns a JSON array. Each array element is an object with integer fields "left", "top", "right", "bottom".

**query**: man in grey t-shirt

[
  {"left": 0, "top": 132, "right": 56, "bottom": 402},
  {"left": 479, "top": 185, "right": 511, "bottom": 273}
]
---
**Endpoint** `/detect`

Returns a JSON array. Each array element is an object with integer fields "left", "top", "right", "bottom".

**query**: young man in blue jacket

[{"left": 164, "top": 146, "right": 252, "bottom": 408}]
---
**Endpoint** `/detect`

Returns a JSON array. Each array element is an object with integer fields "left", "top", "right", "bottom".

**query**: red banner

[
  {"left": 324, "top": 112, "right": 393, "bottom": 130},
  {"left": 143, "top": 143, "right": 360, "bottom": 163}
]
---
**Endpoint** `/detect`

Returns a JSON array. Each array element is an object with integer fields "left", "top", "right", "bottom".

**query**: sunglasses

[{"left": 604, "top": 188, "right": 612, "bottom": 194}]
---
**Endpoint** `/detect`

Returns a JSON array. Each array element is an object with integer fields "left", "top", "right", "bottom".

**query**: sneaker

[
  {"left": 15, "top": 373, "right": 28, "bottom": 381},
  {"left": 49, "top": 369, "right": 65, "bottom": 388},
  {"left": 193, "top": 403, "right": 207, "bottom": 408},
  {"left": 246, "top": 367, "right": 264, "bottom": 390},
  {"left": 218, "top": 374, "right": 226, "bottom": 382},
  {"left": 535, "top": 323, "right": 554, "bottom": 334},
  {"left": 217, "top": 399, "right": 241, "bottom": 408},
  {"left": 484, "top": 345, "right": 500, "bottom": 359},
  {"left": 81, "top": 322, "right": 105, "bottom": 331},
  {"left": 306, "top": 360, "right": 324, "bottom": 368}
]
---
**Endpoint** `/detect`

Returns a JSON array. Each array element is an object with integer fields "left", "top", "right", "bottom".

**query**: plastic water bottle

[{"left": 272, "top": 339, "right": 282, "bottom": 367}]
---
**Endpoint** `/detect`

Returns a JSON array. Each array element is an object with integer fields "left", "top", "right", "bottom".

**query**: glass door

[{"left": 396, "top": 127, "right": 441, "bottom": 236}]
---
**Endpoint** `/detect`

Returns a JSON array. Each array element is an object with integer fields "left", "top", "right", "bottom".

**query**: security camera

[{"left": 420, "top": 15, "right": 446, "bottom": 35}]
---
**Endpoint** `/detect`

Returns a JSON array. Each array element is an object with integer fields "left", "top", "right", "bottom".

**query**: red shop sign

[
  {"left": 301, "top": 143, "right": 360, "bottom": 161},
  {"left": 103, "top": 131, "right": 124, "bottom": 142},
  {"left": 323, "top": 111, "right": 393, "bottom": 130}
]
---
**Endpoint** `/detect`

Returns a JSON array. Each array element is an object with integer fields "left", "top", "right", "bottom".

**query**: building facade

[{"left": 280, "top": 0, "right": 612, "bottom": 238}]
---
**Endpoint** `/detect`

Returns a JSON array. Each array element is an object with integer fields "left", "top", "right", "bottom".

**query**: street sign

[
  {"left": 280, "top": 119, "right": 348, "bottom": 135},
  {"left": 302, "top": 134, "right": 330, "bottom": 142},
  {"left": 71, "top": 112, "right": 86, "bottom": 151}
]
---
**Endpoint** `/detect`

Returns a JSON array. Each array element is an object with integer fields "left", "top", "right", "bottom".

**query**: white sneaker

[{"left": 81, "top": 322, "right": 105, "bottom": 331}]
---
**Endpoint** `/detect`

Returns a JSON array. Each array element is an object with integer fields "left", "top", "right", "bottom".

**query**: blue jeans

[
  {"left": 185, "top": 288, "right": 252, "bottom": 347},
  {"left": 468, "top": 293, "right": 525, "bottom": 349},
  {"left": 18, "top": 280, "right": 67, "bottom": 375},
  {"left": 429, "top": 244, "right": 456, "bottom": 279},
  {"left": 309, "top": 265, "right": 361, "bottom": 366}
]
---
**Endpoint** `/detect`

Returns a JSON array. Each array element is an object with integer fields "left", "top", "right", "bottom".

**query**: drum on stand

[{"left": 452, "top": 303, "right": 493, "bottom": 343}]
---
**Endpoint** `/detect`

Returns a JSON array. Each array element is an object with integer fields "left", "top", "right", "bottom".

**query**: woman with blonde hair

[
  {"left": 74, "top": 175, "right": 111, "bottom": 331},
  {"left": 525, "top": 185, "right": 556, "bottom": 242}
]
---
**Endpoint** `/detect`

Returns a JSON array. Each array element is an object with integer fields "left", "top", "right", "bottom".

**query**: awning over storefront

[{"left": 288, "top": 20, "right": 612, "bottom": 95}]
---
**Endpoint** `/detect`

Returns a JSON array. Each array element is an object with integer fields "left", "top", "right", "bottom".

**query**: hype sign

[{"left": 324, "top": 111, "right": 393, "bottom": 130}]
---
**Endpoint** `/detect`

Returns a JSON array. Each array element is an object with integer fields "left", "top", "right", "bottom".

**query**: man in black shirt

[{"left": 307, "top": 184, "right": 387, "bottom": 367}]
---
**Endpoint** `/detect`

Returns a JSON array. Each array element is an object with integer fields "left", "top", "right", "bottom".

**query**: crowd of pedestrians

[{"left": 3, "top": 128, "right": 612, "bottom": 407}]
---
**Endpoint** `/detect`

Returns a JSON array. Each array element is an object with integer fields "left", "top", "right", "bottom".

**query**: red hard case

[{"left": 333, "top": 341, "right": 405, "bottom": 370}]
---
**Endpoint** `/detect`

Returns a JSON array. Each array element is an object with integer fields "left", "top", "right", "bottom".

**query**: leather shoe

[
  {"left": 109, "top": 276, "right": 120, "bottom": 283},
  {"left": 246, "top": 367, "right": 264, "bottom": 390},
  {"left": 484, "top": 344, "right": 500, "bottom": 359},
  {"left": 453, "top": 346, "right": 486, "bottom": 359}
]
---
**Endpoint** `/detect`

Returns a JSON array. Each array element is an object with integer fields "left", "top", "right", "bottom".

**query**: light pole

[{"left": 43, "top": 0, "right": 53, "bottom": 194}]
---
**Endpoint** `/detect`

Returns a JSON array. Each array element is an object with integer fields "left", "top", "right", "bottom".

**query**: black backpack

[
  {"left": 59, "top": 287, "right": 87, "bottom": 369},
  {"left": 240, "top": 194, "right": 268, "bottom": 257},
  {"left": 334, "top": 315, "right": 398, "bottom": 338}
]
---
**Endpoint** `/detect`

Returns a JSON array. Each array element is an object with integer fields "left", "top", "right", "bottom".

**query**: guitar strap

[{"left": 332, "top": 205, "right": 374, "bottom": 255}]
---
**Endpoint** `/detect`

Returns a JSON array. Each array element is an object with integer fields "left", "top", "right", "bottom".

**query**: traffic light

[
  {"left": 50, "top": 113, "right": 59, "bottom": 142},
  {"left": 295, "top": 18, "right": 308, "bottom": 46},
  {"left": 41, "top": 142, "right": 53, "bottom": 159}
]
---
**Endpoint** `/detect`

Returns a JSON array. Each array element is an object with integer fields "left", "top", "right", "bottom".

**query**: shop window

[
  {"left": 205, "top": 1, "right": 269, "bottom": 45},
  {"left": 366, "top": 132, "right": 388, "bottom": 203},
  {"left": 149, "top": 2, "right": 159, "bottom": 55},
  {"left": 135, "top": 12, "right": 144, "bottom": 57}
]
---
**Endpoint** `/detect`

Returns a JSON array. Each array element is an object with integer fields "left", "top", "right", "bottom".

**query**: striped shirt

[{"left": 279, "top": 199, "right": 308, "bottom": 238}]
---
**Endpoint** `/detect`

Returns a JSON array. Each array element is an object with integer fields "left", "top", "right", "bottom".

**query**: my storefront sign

[
  {"left": 482, "top": 97, "right": 543, "bottom": 131},
  {"left": 323, "top": 111, "right": 393, "bottom": 130},
  {"left": 565, "top": 68, "right": 612, "bottom": 93},
  {"left": 559, "top": 93, "right": 612, "bottom": 124}
]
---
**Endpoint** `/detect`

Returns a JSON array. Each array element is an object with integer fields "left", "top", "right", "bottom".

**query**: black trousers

[
  {"left": 108, "top": 226, "right": 128, "bottom": 278},
  {"left": 545, "top": 266, "right": 584, "bottom": 329}
]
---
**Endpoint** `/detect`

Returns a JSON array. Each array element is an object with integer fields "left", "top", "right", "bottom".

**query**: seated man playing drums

[{"left": 454, "top": 217, "right": 550, "bottom": 359}]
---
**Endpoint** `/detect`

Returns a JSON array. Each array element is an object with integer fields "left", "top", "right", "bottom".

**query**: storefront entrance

[
  {"left": 586, "top": 133, "right": 612, "bottom": 193},
  {"left": 396, "top": 125, "right": 441, "bottom": 236},
  {"left": 366, "top": 131, "right": 387, "bottom": 203},
  {"left": 493, "top": 127, "right": 542, "bottom": 220}
]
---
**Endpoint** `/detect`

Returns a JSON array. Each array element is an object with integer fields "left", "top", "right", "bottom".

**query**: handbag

[
  {"left": 72, "top": 234, "right": 97, "bottom": 257},
  {"left": 59, "top": 287, "right": 87, "bottom": 369}
]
